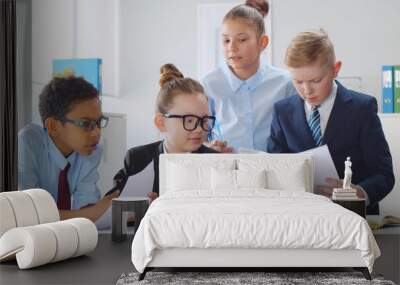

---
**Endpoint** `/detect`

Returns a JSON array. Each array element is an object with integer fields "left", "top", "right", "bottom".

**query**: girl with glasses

[{"left": 111, "top": 64, "right": 219, "bottom": 203}]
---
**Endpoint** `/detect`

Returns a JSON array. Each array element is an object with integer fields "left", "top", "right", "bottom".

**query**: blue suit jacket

[{"left": 267, "top": 81, "right": 394, "bottom": 214}]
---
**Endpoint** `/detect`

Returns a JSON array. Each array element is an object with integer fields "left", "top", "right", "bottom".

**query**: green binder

[{"left": 395, "top": 65, "right": 400, "bottom": 113}]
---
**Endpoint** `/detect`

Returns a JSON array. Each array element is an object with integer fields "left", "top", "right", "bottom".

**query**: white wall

[
  {"left": 115, "top": 0, "right": 200, "bottom": 146},
  {"left": 108, "top": 0, "right": 400, "bottom": 146},
  {"left": 31, "top": 0, "right": 400, "bottom": 209},
  {"left": 97, "top": 113, "right": 127, "bottom": 194},
  {"left": 31, "top": 0, "right": 75, "bottom": 124},
  {"left": 32, "top": 0, "right": 400, "bottom": 146},
  {"left": 379, "top": 115, "right": 400, "bottom": 217},
  {"left": 271, "top": 0, "right": 400, "bottom": 111}
]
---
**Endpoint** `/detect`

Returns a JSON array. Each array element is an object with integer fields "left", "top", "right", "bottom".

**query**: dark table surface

[
  {"left": 1, "top": 227, "right": 398, "bottom": 285},
  {"left": 0, "top": 234, "right": 134, "bottom": 285}
]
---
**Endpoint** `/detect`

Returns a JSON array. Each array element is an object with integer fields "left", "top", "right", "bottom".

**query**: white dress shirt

[{"left": 304, "top": 82, "right": 337, "bottom": 136}]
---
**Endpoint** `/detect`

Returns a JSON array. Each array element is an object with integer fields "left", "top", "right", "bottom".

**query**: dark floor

[{"left": 0, "top": 234, "right": 134, "bottom": 285}]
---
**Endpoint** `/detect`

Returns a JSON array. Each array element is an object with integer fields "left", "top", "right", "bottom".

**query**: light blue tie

[{"left": 308, "top": 106, "right": 322, "bottom": 146}]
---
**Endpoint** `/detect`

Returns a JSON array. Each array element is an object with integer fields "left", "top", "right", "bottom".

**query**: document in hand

[
  {"left": 96, "top": 161, "right": 154, "bottom": 230},
  {"left": 301, "top": 145, "right": 339, "bottom": 186},
  {"left": 238, "top": 146, "right": 338, "bottom": 188}
]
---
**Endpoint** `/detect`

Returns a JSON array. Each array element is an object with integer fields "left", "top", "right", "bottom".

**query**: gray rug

[{"left": 116, "top": 271, "right": 396, "bottom": 285}]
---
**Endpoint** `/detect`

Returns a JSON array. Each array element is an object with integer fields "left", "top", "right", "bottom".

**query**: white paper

[
  {"left": 95, "top": 161, "right": 155, "bottom": 229},
  {"left": 121, "top": 161, "right": 155, "bottom": 197},
  {"left": 301, "top": 145, "right": 339, "bottom": 186}
]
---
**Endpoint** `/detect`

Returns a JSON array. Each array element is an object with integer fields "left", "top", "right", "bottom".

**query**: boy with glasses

[{"left": 18, "top": 76, "right": 119, "bottom": 222}]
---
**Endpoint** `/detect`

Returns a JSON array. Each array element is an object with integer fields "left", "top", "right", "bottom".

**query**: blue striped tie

[{"left": 308, "top": 106, "right": 322, "bottom": 146}]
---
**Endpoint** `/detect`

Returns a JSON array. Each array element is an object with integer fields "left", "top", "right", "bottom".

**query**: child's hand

[
  {"left": 315, "top": 177, "right": 342, "bottom": 197},
  {"left": 89, "top": 190, "right": 120, "bottom": 218},
  {"left": 60, "top": 190, "right": 120, "bottom": 222},
  {"left": 205, "top": 140, "right": 233, "bottom": 153},
  {"left": 314, "top": 184, "right": 334, "bottom": 198},
  {"left": 103, "top": 190, "right": 120, "bottom": 201},
  {"left": 147, "top": 192, "right": 158, "bottom": 204}
]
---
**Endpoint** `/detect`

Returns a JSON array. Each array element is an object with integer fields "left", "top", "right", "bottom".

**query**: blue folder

[{"left": 52, "top": 58, "right": 102, "bottom": 92}]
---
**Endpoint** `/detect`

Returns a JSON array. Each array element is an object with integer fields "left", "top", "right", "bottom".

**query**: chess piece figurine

[{"left": 343, "top": 157, "right": 352, "bottom": 189}]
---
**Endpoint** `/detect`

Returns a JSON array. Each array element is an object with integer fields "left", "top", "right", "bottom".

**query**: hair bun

[
  {"left": 245, "top": 0, "right": 269, "bottom": 18},
  {"left": 159, "top": 64, "right": 184, "bottom": 87}
]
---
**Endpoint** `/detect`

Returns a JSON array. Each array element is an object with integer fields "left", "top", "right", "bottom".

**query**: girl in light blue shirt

[{"left": 202, "top": 0, "right": 295, "bottom": 152}]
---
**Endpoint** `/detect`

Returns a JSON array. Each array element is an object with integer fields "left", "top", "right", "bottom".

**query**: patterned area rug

[{"left": 116, "top": 271, "right": 396, "bottom": 285}]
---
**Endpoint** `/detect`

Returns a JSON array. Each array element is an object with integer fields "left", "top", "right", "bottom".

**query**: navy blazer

[{"left": 267, "top": 81, "right": 394, "bottom": 214}]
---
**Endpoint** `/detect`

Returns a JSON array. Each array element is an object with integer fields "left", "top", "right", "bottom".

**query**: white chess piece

[{"left": 343, "top": 157, "right": 352, "bottom": 189}]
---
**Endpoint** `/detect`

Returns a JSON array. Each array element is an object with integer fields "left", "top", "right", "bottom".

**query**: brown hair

[
  {"left": 285, "top": 29, "right": 336, "bottom": 68},
  {"left": 156, "top": 64, "right": 205, "bottom": 114},
  {"left": 223, "top": 0, "right": 269, "bottom": 37}
]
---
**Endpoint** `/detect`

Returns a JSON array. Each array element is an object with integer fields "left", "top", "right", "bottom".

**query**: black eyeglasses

[
  {"left": 163, "top": 114, "right": 216, "bottom": 132},
  {"left": 60, "top": 116, "right": 109, "bottom": 132}
]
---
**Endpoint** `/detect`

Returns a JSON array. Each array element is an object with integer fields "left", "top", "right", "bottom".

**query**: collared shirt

[
  {"left": 18, "top": 123, "right": 102, "bottom": 209},
  {"left": 163, "top": 141, "right": 168, "bottom": 154},
  {"left": 304, "top": 82, "right": 338, "bottom": 136},
  {"left": 202, "top": 62, "right": 296, "bottom": 152}
]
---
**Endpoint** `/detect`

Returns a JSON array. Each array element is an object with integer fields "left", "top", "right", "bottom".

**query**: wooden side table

[
  {"left": 112, "top": 197, "right": 149, "bottom": 242},
  {"left": 332, "top": 198, "right": 366, "bottom": 218}
]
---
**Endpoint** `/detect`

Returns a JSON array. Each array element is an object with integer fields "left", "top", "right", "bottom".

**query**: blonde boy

[{"left": 267, "top": 30, "right": 394, "bottom": 214}]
